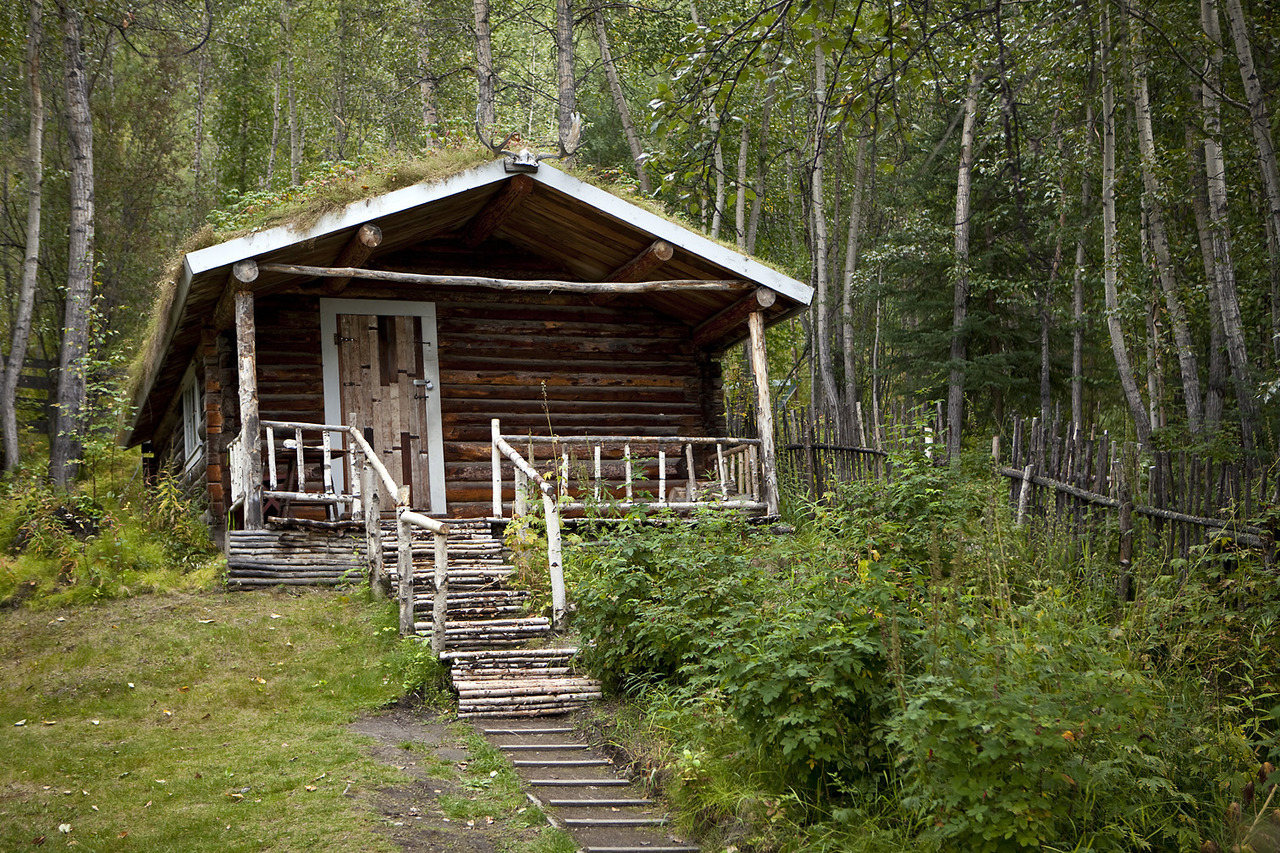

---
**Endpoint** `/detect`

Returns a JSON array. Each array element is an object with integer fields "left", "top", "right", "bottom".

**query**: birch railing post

[
  {"left": 514, "top": 467, "right": 527, "bottom": 516},
  {"left": 491, "top": 418, "right": 503, "bottom": 519},
  {"left": 658, "top": 448, "right": 667, "bottom": 503},
  {"left": 541, "top": 491, "right": 566, "bottom": 629},
  {"left": 363, "top": 460, "right": 387, "bottom": 598},
  {"left": 396, "top": 486, "right": 414, "bottom": 636},
  {"left": 432, "top": 530, "right": 448, "bottom": 655}
]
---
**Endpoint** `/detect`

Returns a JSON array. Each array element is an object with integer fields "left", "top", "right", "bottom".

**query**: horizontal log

[
  {"left": 502, "top": 434, "right": 759, "bottom": 446},
  {"left": 257, "top": 262, "right": 751, "bottom": 294},
  {"left": 998, "top": 466, "right": 1268, "bottom": 546}
]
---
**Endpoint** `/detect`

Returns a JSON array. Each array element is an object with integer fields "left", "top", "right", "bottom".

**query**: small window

[{"left": 181, "top": 376, "right": 201, "bottom": 471}]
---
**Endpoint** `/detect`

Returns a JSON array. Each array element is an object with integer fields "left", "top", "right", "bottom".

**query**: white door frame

[{"left": 319, "top": 298, "right": 447, "bottom": 514}]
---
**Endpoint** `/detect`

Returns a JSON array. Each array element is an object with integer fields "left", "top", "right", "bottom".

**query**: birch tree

[
  {"left": 50, "top": 0, "right": 96, "bottom": 487},
  {"left": 947, "top": 68, "right": 982, "bottom": 462},
  {"left": 1, "top": 0, "right": 44, "bottom": 472}
]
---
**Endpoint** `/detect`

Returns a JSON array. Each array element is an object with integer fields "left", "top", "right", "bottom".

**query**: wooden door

[{"left": 322, "top": 300, "right": 445, "bottom": 514}]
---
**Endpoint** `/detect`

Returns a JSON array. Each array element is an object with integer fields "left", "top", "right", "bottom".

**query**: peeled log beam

[
  {"left": 606, "top": 240, "right": 674, "bottom": 282},
  {"left": 693, "top": 286, "right": 778, "bottom": 348},
  {"left": 255, "top": 262, "right": 751, "bottom": 294},
  {"left": 325, "top": 224, "right": 383, "bottom": 294},
  {"left": 463, "top": 174, "right": 534, "bottom": 248}
]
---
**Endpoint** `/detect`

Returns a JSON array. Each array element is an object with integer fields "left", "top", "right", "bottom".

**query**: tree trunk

[
  {"left": 810, "top": 40, "right": 839, "bottom": 428},
  {"left": 1200, "top": 0, "right": 1257, "bottom": 452},
  {"left": 1128, "top": 0, "right": 1203, "bottom": 433},
  {"left": 594, "top": 5, "right": 648, "bottom": 192},
  {"left": 554, "top": 0, "right": 575, "bottom": 162},
  {"left": 417, "top": 7, "right": 440, "bottom": 146},
  {"left": 51, "top": 1, "right": 95, "bottom": 488},
  {"left": 265, "top": 61, "right": 281, "bottom": 187},
  {"left": 745, "top": 68, "right": 778, "bottom": 254},
  {"left": 1223, "top": 0, "right": 1280, "bottom": 363},
  {"left": 947, "top": 68, "right": 982, "bottom": 463},
  {"left": 842, "top": 131, "right": 869, "bottom": 444},
  {"left": 1072, "top": 102, "right": 1093, "bottom": 431},
  {"left": 734, "top": 119, "right": 749, "bottom": 247},
  {"left": 1187, "top": 125, "right": 1228, "bottom": 431},
  {"left": 2, "top": 0, "right": 44, "bottom": 473},
  {"left": 285, "top": 0, "right": 301, "bottom": 184},
  {"left": 1101, "top": 2, "right": 1152, "bottom": 446},
  {"left": 473, "top": 0, "right": 495, "bottom": 129},
  {"left": 193, "top": 46, "right": 207, "bottom": 200}
]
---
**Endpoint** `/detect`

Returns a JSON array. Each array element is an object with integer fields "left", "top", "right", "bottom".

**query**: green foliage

[
  {"left": 382, "top": 633, "right": 451, "bottom": 704},
  {"left": 888, "top": 593, "right": 1250, "bottom": 851},
  {"left": 0, "top": 470, "right": 218, "bottom": 608},
  {"left": 571, "top": 445, "right": 1275, "bottom": 851}
]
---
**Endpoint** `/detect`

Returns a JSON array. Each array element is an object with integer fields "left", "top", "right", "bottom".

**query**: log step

[
  {"left": 498, "top": 743, "right": 589, "bottom": 751},
  {"left": 483, "top": 726, "right": 575, "bottom": 735},
  {"left": 547, "top": 799, "right": 653, "bottom": 807},
  {"left": 511, "top": 759, "right": 612, "bottom": 767},
  {"left": 582, "top": 847, "right": 700, "bottom": 853},
  {"left": 564, "top": 818, "right": 669, "bottom": 828},
  {"left": 528, "top": 778, "right": 633, "bottom": 787}
]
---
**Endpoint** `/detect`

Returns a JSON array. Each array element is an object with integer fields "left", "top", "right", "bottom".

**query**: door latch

[{"left": 412, "top": 379, "right": 434, "bottom": 390}]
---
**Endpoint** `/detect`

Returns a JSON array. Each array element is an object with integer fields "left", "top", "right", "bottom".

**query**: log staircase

[{"left": 386, "top": 519, "right": 601, "bottom": 718}]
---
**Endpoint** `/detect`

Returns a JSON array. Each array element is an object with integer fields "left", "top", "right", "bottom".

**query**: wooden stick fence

[{"left": 997, "top": 414, "right": 1273, "bottom": 572}]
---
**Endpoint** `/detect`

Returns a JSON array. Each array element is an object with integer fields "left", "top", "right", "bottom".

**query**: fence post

[
  {"left": 1016, "top": 463, "right": 1034, "bottom": 525},
  {"left": 1117, "top": 445, "right": 1135, "bottom": 601}
]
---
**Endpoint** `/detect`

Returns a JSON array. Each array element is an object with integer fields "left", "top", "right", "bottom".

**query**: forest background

[{"left": 2, "top": 0, "right": 1279, "bottom": 476}]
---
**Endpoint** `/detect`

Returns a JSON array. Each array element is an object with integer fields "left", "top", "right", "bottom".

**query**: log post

[
  {"left": 396, "top": 486, "right": 414, "bottom": 636},
  {"left": 491, "top": 418, "right": 503, "bottom": 518},
  {"left": 542, "top": 492, "right": 566, "bottom": 629},
  {"left": 748, "top": 310, "right": 779, "bottom": 516},
  {"left": 234, "top": 290, "right": 263, "bottom": 529},
  {"left": 432, "top": 530, "right": 448, "bottom": 655}
]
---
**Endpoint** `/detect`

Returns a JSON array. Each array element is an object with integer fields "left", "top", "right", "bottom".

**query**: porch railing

[
  {"left": 488, "top": 418, "right": 768, "bottom": 629},
  {"left": 230, "top": 418, "right": 450, "bottom": 649}
]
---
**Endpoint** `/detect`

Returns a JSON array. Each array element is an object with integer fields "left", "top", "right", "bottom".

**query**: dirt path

[{"left": 349, "top": 705, "right": 548, "bottom": 853}]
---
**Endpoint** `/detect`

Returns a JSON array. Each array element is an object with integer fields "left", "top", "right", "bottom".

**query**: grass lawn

[{"left": 0, "top": 587, "right": 465, "bottom": 851}]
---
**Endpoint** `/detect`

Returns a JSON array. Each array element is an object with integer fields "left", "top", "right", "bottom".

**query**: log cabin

[{"left": 126, "top": 156, "right": 811, "bottom": 592}]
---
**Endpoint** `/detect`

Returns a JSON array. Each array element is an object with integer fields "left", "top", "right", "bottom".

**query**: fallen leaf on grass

[
  {"left": 14, "top": 719, "right": 26, "bottom": 727},
  {"left": 270, "top": 614, "right": 282, "bottom": 619},
  {"left": 252, "top": 677, "right": 266, "bottom": 684},
  {"left": 117, "top": 831, "right": 128, "bottom": 839},
  {"left": 58, "top": 824, "right": 71, "bottom": 833},
  {"left": 179, "top": 686, "right": 190, "bottom": 693},
  {"left": 32, "top": 835, "right": 45, "bottom": 846},
  {"left": 144, "top": 801, "right": 152, "bottom": 808},
  {"left": 198, "top": 620, "right": 215, "bottom": 624},
  {"left": 305, "top": 785, "right": 317, "bottom": 792},
  {"left": 41, "top": 720, "right": 56, "bottom": 725}
]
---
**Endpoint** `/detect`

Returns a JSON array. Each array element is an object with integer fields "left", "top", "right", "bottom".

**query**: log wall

[{"left": 248, "top": 289, "right": 724, "bottom": 518}]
